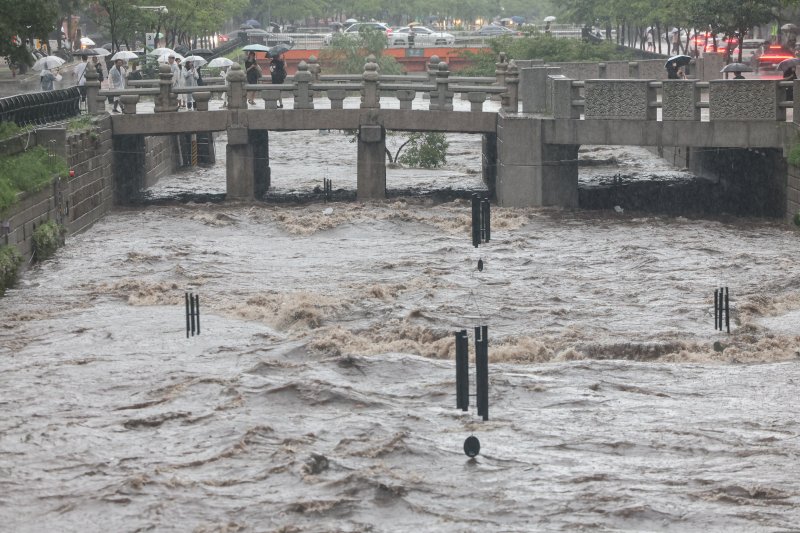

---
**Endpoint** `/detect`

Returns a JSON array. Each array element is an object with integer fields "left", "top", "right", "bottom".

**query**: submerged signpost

[{"left": 455, "top": 194, "right": 492, "bottom": 458}]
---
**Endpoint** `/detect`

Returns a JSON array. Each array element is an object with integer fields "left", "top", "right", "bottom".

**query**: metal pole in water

[
  {"left": 714, "top": 289, "right": 719, "bottom": 330},
  {"left": 189, "top": 293, "right": 196, "bottom": 335},
  {"left": 471, "top": 194, "right": 480, "bottom": 248},
  {"left": 194, "top": 294, "right": 200, "bottom": 335},
  {"left": 191, "top": 134, "right": 198, "bottom": 166},
  {"left": 481, "top": 198, "right": 490, "bottom": 243},
  {"left": 185, "top": 292, "right": 190, "bottom": 338},
  {"left": 724, "top": 287, "right": 730, "bottom": 334},
  {"left": 475, "top": 325, "right": 488, "bottom": 421},
  {"left": 455, "top": 329, "right": 469, "bottom": 411}
]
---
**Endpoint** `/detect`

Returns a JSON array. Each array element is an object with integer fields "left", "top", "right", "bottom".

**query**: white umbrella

[
  {"left": 80, "top": 37, "right": 95, "bottom": 46},
  {"left": 149, "top": 47, "right": 175, "bottom": 57},
  {"left": 92, "top": 48, "right": 111, "bottom": 57},
  {"left": 32, "top": 55, "right": 65, "bottom": 71},
  {"left": 183, "top": 55, "right": 207, "bottom": 66},
  {"left": 158, "top": 53, "right": 184, "bottom": 63},
  {"left": 345, "top": 18, "right": 358, "bottom": 24},
  {"left": 543, "top": 16, "right": 556, "bottom": 22},
  {"left": 111, "top": 50, "right": 139, "bottom": 61},
  {"left": 208, "top": 57, "right": 234, "bottom": 68}
]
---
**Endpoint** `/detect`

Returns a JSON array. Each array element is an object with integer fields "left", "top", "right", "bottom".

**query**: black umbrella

[
  {"left": 665, "top": 55, "right": 692, "bottom": 68},
  {"left": 720, "top": 62, "right": 753, "bottom": 73},
  {"left": 268, "top": 43, "right": 291, "bottom": 57},
  {"left": 189, "top": 48, "right": 214, "bottom": 56},
  {"left": 72, "top": 49, "right": 99, "bottom": 56},
  {"left": 777, "top": 58, "right": 800, "bottom": 71}
]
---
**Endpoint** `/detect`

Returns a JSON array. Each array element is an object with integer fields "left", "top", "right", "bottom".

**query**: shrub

[
  {"left": 398, "top": 132, "right": 448, "bottom": 168},
  {"left": 0, "top": 121, "right": 22, "bottom": 141},
  {"left": 0, "top": 245, "right": 22, "bottom": 295},
  {"left": 319, "top": 27, "right": 402, "bottom": 75},
  {"left": 794, "top": 211, "right": 800, "bottom": 226},
  {"left": 788, "top": 143, "right": 800, "bottom": 167},
  {"left": 32, "top": 220, "right": 65, "bottom": 261}
]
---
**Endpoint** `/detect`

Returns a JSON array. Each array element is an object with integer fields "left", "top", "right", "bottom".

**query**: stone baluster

[
  {"left": 120, "top": 95, "right": 140, "bottom": 114},
  {"left": 154, "top": 63, "right": 177, "bottom": 112},
  {"left": 396, "top": 89, "right": 416, "bottom": 110},
  {"left": 327, "top": 88, "right": 346, "bottom": 109},
  {"left": 84, "top": 64, "right": 101, "bottom": 115},
  {"left": 361, "top": 55, "right": 380, "bottom": 109},
  {"left": 628, "top": 61, "right": 640, "bottom": 79},
  {"left": 466, "top": 92, "right": 487, "bottom": 112},
  {"left": 192, "top": 91, "right": 212, "bottom": 111},
  {"left": 427, "top": 55, "right": 441, "bottom": 85},
  {"left": 551, "top": 76, "right": 580, "bottom": 119},
  {"left": 430, "top": 62, "right": 453, "bottom": 111},
  {"left": 225, "top": 63, "right": 247, "bottom": 110},
  {"left": 262, "top": 90, "right": 280, "bottom": 109},
  {"left": 307, "top": 55, "right": 321, "bottom": 82},
  {"left": 294, "top": 60, "right": 314, "bottom": 109},
  {"left": 502, "top": 60, "right": 519, "bottom": 113},
  {"left": 495, "top": 52, "right": 508, "bottom": 88},
  {"left": 598, "top": 62, "right": 607, "bottom": 79}
]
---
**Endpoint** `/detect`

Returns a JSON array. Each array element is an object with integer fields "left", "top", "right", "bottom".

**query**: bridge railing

[
  {"left": 544, "top": 75, "right": 798, "bottom": 123},
  {"left": 85, "top": 53, "right": 521, "bottom": 115}
]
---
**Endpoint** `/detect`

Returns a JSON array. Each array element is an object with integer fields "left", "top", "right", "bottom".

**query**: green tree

[
  {"left": 320, "top": 26, "right": 402, "bottom": 74},
  {"left": 0, "top": 0, "right": 58, "bottom": 66},
  {"left": 689, "top": 0, "right": 781, "bottom": 62}
]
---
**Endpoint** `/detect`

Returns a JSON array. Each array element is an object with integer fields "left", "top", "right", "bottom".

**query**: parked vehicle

[
  {"left": 477, "top": 25, "right": 520, "bottom": 37},
  {"left": 391, "top": 26, "right": 455, "bottom": 46},
  {"left": 758, "top": 43, "right": 795, "bottom": 70}
]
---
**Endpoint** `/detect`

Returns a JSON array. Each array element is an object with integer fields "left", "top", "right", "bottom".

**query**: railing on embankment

[{"left": 0, "top": 87, "right": 81, "bottom": 126}]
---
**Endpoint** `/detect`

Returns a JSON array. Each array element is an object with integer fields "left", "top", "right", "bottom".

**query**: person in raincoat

[
  {"left": 182, "top": 60, "right": 199, "bottom": 109},
  {"left": 109, "top": 58, "right": 126, "bottom": 112},
  {"left": 40, "top": 68, "right": 56, "bottom": 91}
]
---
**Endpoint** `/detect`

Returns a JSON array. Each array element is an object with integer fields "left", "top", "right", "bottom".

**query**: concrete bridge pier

[
  {"left": 113, "top": 135, "right": 145, "bottom": 203},
  {"left": 357, "top": 124, "right": 386, "bottom": 200},
  {"left": 225, "top": 127, "right": 270, "bottom": 200},
  {"left": 496, "top": 114, "right": 579, "bottom": 207}
]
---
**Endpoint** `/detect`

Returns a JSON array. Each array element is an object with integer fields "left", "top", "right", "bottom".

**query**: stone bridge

[{"left": 86, "top": 55, "right": 800, "bottom": 217}]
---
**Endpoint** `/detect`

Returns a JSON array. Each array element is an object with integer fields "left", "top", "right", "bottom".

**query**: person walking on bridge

[
  {"left": 109, "top": 58, "right": 126, "bottom": 113},
  {"left": 74, "top": 54, "right": 88, "bottom": 102},
  {"left": 245, "top": 51, "right": 261, "bottom": 105},
  {"left": 270, "top": 52, "right": 287, "bottom": 108}
]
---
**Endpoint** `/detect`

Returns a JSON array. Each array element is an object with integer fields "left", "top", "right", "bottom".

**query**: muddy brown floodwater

[{"left": 1, "top": 101, "right": 799, "bottom": 531}]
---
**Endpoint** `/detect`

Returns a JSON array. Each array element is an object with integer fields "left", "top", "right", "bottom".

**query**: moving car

[
  {"left": 391, "top": 26, "right": 455, "bottom": 46},
  {"left": 758, "top": 43, "right": 795, "bottom": 69},
  {"left": 323, "top": 22, "right": 393, "bottom": 45}
]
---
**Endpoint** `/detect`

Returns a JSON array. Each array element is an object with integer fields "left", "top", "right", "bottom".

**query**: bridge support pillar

[
  {"left": 225, "top": 127, "right": 269, "bottom": 201},
  {"left": 496, "top": 114, "right": 578, "bottom": 208},
  {"left": 357, "top": 124, "right": 386, "bottom": 200},
  {"left": 113, "top": 135, "right": 145, "bottom": 204}
]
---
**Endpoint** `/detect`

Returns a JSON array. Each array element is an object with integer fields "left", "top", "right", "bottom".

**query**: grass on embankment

[{"left": 0, "top": 146, "right": 68, "bottom": 212}]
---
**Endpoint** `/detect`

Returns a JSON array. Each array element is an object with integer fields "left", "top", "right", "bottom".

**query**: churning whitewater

[{"left": 1, "top": 107, "right": 799, "bottom": 531}]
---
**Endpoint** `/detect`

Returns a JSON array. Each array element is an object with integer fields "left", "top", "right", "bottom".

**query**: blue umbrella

[{"left": 511, "top": 16, "right": 525, "bottom": 24}]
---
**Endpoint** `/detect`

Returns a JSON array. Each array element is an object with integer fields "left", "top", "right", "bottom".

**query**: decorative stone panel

[
  {"left": 662, "top": 80, "right": 700, "bottom": 121},
  {"left": 709, "top": 80, "right": 782, "bottom": 121},
  {"left": 584, "top": 80, "right": 656, "bottom": 120}
]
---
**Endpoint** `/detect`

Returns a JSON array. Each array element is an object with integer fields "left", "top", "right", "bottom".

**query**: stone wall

[
  {"left": 788, "top": 163, "right": 800, "bottom": 221},
  {"left": 1, "top": 118, "right": 177, "bottom": 262}
]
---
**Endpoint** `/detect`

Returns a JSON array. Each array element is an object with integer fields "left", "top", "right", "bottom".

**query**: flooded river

[{"left": 1, "top": 105, "right": 799, "bottom": 531}]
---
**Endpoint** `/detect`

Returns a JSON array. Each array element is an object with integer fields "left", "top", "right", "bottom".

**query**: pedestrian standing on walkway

[
  {"left": 74, "top": 55, "right": 88, "bottom": 101},
  {"left": 270, "top": 52, "right": 287, "bottom": 108},
  {"left": 40, "top": 68, "right": 56, "bottom": 91},
  {"left": 245, "top": 51, "right": 261, "bottom": 105},
  {"left": 176, "top": 57, "right": 186, "bottom": 108},
  {"left": 109, "top": 58, "right": 126, "bottom": 112},
  {"left": 183, "top": 60, "right": 199, "bottom": 109}
]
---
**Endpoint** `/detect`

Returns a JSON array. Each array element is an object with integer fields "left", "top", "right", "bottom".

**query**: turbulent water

[{"left": 1, "top": 101, "right": 799, "bottom": 531}]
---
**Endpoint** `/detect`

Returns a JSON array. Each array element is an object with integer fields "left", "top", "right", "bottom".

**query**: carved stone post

[
  {"left": 466, "top": 92, "right": 487, "bottom": 112},
  {"left": 327, "top": 89, "right": 346, "bottom": 109},
  {"left": 495, "top": 52, "right": 508, "bottom": 88},
  {"left": 84, "top": 64, "right": 101, "bottom": 115},
  {"left": 154, "top": 63, "right": 177, "bottom": 113},
  {"left": 361, "top": 56, "right": 380, "bottom": 109},
  {"left": 225, "top": 63, "right": 247, "bottom": 110},
  {"left": 120, "top": 95, "right": 140, "bottom": 114},
  {"left": 502, "top": 60, "right": 519, "bottom": 113},
  {"left": 294, "top": 60, "right": 313, "bottom": 109},
  {"left": 192, "top": 92, "right": 212, "bottom": 111},
  {"left": 396, "top": 89, "right": 416, "bottom": 110},
  {"left": 430, "top": 62, "right": 453, "bottom": 111},
  {"left": 307, "top": 55, "right": 321, "bottom": 82}
]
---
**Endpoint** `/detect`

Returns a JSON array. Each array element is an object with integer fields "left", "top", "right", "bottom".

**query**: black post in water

[
  {"left": 455, "top": 330, "right": 469, "bottom": 411},
  {"left": 481, "top": 198, "right": 491, "bottom": 243},
  {"left": 475, "top": 325, "right": 489, "bottom": 421},
  {"left": 724, "top": 287, "right": 730, "bottom": 334},
  {"left": 714, "top": 289, "right": 719, "bottom": 330},
  {"left": 471, "top": 194, "right": 481, "bottom": 248},
  {"left": 323, "top": 178, "right": 332, "bottom": 202},
  {"left": 718, "top": 287, "right": 724, "bottom": 331},
  {"left": 185, "top": 292, "right": 190, "bottom": 338},
  {"left": 194, "top": 294, "right": 200, "bottom": 335},
  {"left": 189, "top": 293, "right": 196, "bottom": 336}
]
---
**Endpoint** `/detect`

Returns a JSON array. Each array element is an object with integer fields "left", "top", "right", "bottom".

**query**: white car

[
  {"left": 391, "top": 26, "right": 455, "bottom": 47},
  {"left": 323, "top": 22, "right": 393, "bottom": 46}
]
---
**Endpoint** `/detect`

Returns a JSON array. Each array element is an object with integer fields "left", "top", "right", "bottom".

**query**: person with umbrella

[
  {"left": 74, "top": 54, "right": 89, "bottom": 101},
  {"left": 270, "top": 52, "right": 287, "bottom": 108},
  {"left": 245, "top": 51, "right": 262, "bottom": 105},
  {"left": 182, "top": 60, "right": 199, "bottom": 109},
  {"left": 40, "top": 68, "right": 56, "bottom": 91}
]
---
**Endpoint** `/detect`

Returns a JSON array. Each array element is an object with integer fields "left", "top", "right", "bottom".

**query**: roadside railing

[{"left": 0, "top": 87, "right": 81, "bottom": 126}]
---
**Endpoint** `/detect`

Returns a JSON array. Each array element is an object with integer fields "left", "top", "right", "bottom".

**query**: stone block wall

[
  {"left": 144, "top": 135, "right": 177, "bottom": 187},
  {"left": 66, "top": 117, "right": 114, "bottom": 235}
]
